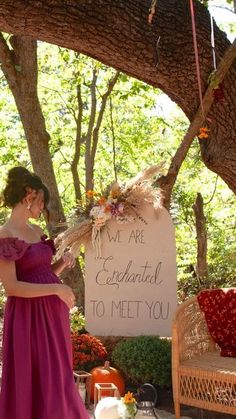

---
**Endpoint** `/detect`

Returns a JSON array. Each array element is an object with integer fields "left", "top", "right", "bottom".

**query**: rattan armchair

[{"left": 172, "top": 296, "right": 236, "bottom": 418}]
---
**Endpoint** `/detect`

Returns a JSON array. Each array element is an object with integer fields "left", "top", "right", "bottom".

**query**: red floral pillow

[{"left": 197, "top": 288, "right": 236, "bottom": 357}]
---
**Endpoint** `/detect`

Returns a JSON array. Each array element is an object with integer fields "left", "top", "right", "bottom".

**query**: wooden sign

[{"left": 85, "top": 204, "right": 177, "bottom": 337}]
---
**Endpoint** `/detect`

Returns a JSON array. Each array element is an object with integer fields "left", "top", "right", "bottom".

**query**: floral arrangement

[
  {"left": 69, "top": 306, "right": 85, "bottom": 334},
  {"left": 87, "top": 183, "right": 136, "bottom": 230},
  {"left": 56, "top": 165, "right": 163, "bottom": 257},
  {"left": 71, "top": 333, "right": 107, "bottom": 371},
  {"left": 120, "top": 391, "right": 137, "bottom": 418}
]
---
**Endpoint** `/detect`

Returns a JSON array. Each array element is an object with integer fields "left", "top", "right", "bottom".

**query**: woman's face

[{"left": 28, "top": 189, "right": 45, "bottom": 219}]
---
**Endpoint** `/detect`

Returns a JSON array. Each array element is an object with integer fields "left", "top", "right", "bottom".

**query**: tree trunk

[
  {"left": 0, "top": 35, "right": 84, "bottom": 306},
  {"left": 0, "top": 35, "right": 65, "bottom": 232},
  {"left": 192, "top": 193, "right": 208, "bottom": 282},
  {"left": 0, "top": 1, "right": 235, "bottom": 193},
  {"left": 61, "top": 265, "right": 85, "bottom": 310}
]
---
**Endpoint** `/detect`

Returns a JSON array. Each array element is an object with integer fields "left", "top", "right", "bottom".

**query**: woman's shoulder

[
  {"left": 0, "top": 226, "right": 30, "bottom": 261},
  {"left": 0, "top": 225, "right": 13, "bottom": 239}
]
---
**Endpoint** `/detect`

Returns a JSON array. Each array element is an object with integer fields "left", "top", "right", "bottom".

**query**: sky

[
  {"left": 209, "top": 0, "right": 236, "bottom": 42},
  {"left": 156, "top": 1, "right": 235, "bottom": 117}
]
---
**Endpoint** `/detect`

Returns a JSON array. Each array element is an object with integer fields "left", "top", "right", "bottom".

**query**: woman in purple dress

[{"left": 0, "top": 167, "right": 89, "bottom": 419}]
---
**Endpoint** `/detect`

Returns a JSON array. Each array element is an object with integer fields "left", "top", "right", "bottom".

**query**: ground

[{"left": 155, "top": 388, "right": 234, "bottom": 418}]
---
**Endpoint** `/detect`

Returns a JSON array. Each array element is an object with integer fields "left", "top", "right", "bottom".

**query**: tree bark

[
  {"left": 0, "top": 0, "right": 235, "bottom": 193},
  {"left": 192, "top": 193, "right": 208, "bottom": 281},
  {"left": 71, "top": 84, "right": 83, "bottom": 203}
]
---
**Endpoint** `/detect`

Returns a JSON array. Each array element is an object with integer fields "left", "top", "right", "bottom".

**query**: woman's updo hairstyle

[{"left": 1, "top": 166, "right": 50, "bottom": 217}]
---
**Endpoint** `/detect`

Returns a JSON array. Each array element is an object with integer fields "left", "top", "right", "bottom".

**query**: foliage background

[{"left": 0, "top": 0, "right": 235, "bottom": 305}]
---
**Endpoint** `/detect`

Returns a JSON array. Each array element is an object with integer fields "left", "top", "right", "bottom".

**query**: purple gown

[{"left": 0, "top": 235, "right": 89, "bottom": 419}]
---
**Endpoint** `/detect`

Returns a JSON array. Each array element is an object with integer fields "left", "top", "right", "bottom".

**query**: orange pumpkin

[{"left": 90, "top": 361, "right": 125, "bottom": 401}]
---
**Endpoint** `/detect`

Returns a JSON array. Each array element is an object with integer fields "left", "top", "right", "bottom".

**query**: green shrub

[
  {"left": 112, "top": 336, "right": 171, "bottom": 388},
  {"left": 70, "top": 306, "right": 86, "bottom": 333}
]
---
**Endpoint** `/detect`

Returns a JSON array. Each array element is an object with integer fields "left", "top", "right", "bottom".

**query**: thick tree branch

[
  {"left": 86, "top": 68, "right": 97, "bottom": 154},
  {"left": 0, "top": 1, "right": 235, "bottom": 193},
  {"left": 71, "top": 84, "right": 83, "bottom": 202},
  {"left": 109, "top": 97, "right": 118, "bottom": 182},
  {"left": 0, "top": 33, "right": 18, "bottom": 91},
  {"left": 157, "top": 38, "right": 236, "bottom": 209},
  {"left": 85, "top": 68, "right": 97, "bottom": 191}
]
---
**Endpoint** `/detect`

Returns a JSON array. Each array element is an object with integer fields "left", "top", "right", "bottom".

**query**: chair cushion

[{"left": 197, "top": 288, "right": 236, "bottom": 357}]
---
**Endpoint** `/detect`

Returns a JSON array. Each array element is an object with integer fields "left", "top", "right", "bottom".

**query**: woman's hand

[
  {"left": 57, "top": 284, "right": 75, "bottom": 309},
  {"left": 61, "top": 251, "right": 76, "bottom": 269},
  {"left": 51, "top": 251, "right": 76, "bottom": 276}
]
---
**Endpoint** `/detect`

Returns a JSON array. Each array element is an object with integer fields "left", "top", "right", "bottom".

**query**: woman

[{"left": 0, "top": 166, "right": 89, "bottom": 419}]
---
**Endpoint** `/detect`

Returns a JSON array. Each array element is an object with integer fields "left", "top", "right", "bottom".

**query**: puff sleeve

[{"left": 0, "top": 238, "right": 30, "bottom": 261}]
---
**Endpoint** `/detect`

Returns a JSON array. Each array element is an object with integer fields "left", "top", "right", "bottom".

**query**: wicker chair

[{"left": 172, "top": 296, "right": 236, "bottom": 418}]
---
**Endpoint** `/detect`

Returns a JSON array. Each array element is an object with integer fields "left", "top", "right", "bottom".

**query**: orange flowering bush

[{"left": 71, "top": 333, "right": 107, "bottom": 371}]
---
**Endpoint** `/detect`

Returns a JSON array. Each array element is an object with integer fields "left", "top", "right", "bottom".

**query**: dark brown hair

[{"left": 1, "top": 166, "right": 50, "bottom": 219}]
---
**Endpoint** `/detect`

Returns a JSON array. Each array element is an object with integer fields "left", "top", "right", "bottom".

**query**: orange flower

[
  {"left": 86, "top": 190, "right": 95, "bottom": 198},
  {"left": 198, "top": 127, "right": 210, "bottom": 139},
  {"left": 105, "top": 204, "right": 112, "bottom": 212},
  {"left": 71, "top": 333, "right": 107, "bottom": 370},
  {"left": 123, "top": 391, "right": 136, "bottom": 404},
  {"left": 98, "top": 197, "right": 106, "bottom": 205}
]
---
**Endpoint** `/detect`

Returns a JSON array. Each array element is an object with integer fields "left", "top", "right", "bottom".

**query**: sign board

[{"left": 85, "top": 204, "right": 177, "bottom": 336}]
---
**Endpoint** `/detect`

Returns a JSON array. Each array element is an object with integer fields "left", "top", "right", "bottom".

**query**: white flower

[
  {"left": 90, "top": 205, "right": 101, "bottom": 218},
  {"left": 70, "top": 306, "right": 78, "bottom": 314},
  {"left": 94, "top": 212, "right": 110, "bottom": 227}
]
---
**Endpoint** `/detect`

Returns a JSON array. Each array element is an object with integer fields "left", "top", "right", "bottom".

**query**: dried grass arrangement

[{"left": 56, "top": 165, "right": 163, "bottom": 257}]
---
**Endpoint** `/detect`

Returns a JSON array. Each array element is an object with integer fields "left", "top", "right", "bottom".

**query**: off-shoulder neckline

[{"left": 0, "top": 235, "right": 47, "bottom": 245}]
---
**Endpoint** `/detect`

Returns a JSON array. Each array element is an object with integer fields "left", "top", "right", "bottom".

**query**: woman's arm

[
  {"left": 30, "top": 225, "right": 75, "bottom": 277},
  {"left": 0, "top": 259, "right": 75, "bottom": 308},
  {"left": 52, "top": 251, "right": 76, "bottom": 276}
]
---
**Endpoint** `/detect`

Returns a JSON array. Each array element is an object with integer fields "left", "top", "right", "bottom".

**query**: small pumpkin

[{"left": 90, "top": 361, "right": 125, "bottom": 401}]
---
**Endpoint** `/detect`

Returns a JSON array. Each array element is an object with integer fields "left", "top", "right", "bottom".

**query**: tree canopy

[
  {"left": 0, "top": 0, "right": 235, "bottom": 193},
  {"left": 0, "top": 41, "right": 235, "bottom": 300},
  {"left": 0, "top": 0, "right": 235, "bottom": 305}
]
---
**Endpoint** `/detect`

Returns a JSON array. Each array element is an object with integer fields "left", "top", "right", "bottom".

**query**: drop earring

[{"left": 27, "top": 203, "right": 31, "bottom": 210}]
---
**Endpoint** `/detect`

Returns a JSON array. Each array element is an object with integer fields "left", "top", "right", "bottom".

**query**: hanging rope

[{"left": 189, "top": 0, "right": 204, "bottom": 117}]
